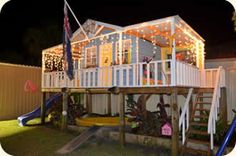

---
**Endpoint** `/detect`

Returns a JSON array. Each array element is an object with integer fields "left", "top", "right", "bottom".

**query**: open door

[{"left": 99, "top": 43, "right": 113, "bottom": 86}]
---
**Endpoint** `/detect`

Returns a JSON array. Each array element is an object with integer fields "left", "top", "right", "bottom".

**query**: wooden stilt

[
  {"left": 86, "top": 93, "right": 92, "bottom": 114},
  {"left": 107, "top": 93, "right": 112, "bottom": 115},
  {"left": 171, "top": 88, "right": 179, "bottom": 156},
  {"left": 189, "top": 93, "right": 193, "bottom": 117},
  {"left": 61, "top": 88, "right": 68, "bottom": 131},
  {"left": 119, "top": 93, "right": 125, "bottom": 147},
  {"left": 41, "top": 92, "right": 46, "bottom": 125},
  {"left": 220, "top": 87, "right": 227, "bottom": 127}
]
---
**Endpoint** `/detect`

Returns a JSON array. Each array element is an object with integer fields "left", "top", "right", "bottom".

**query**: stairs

[{"left": 181, "top": 89, "right": 213, "bottom": 156}]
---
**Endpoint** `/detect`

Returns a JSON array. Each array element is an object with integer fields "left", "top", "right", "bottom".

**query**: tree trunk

[{"left": 136, "top": 94, "right": 152, "bottom": 119}]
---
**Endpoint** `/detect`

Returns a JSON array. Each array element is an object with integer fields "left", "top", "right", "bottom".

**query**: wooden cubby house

[{"left": 41, "top": 15, "right": 227, "bottom": 156}]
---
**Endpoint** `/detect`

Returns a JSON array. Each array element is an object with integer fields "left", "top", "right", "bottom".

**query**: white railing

[
  {"left": 42, "top": 60, "right": 174, "bottom": 88},
  {"left": 179, "top": 88, "right": 193, "bottom": 144},
  {"left": 42, "top": 70, "right": 79, "bottom": 88},
  {"left": 201, "top": 69, "right": 218, "bottom": 88},
  {"left": 42, "top": 60, "right": 210, "bottom": 89},
  {"left": 207, "top": 66, "right": 225, "bottom": 149},
  {"left": 176, "top": 61, "right": 201, "bottom": 87}
]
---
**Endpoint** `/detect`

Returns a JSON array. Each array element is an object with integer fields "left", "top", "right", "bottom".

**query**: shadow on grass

[
  {"left": 25, "top": 121, "right": 51, "bottom": 127},
  {"left": 0, "top": 120, "right": 172, "bottom": 156},
  {"left": 0, "top": 120, "right": 78, "bottom": 156}
]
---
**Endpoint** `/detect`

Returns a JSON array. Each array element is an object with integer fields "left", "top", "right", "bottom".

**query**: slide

[
  {"left": 17, "top": 93, "right": 62, "bottom": 126},
  {"left": 216, "top": 116, "right": 236, "bottom": 156}
]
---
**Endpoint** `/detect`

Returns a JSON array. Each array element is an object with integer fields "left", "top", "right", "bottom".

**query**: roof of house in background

[{"left": 206, "top": 40, "right": 236, "bottom": 59}]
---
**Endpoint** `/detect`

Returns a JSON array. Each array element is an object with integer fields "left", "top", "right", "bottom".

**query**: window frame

[
  {"left": 115, "top": 39, "right": 132, "bottom": 64},
  {"left": 85, "top": 46, "right": 97, "bottom": 68}
]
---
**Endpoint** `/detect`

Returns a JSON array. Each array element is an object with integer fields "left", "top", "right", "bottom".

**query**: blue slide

[
  {"left": 17, "top": 93, "right": 62, "bottom": 126},
  {"left": 216, "top": 116, "right": 236, "bottom": 156}
]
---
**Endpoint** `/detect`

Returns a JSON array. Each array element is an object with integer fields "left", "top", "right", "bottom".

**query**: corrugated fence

[{"left": 0, "top": 63, "right": 42, "bottom": 120}]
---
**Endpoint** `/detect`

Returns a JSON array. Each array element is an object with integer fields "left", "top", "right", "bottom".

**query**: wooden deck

[{"left": 42, "top": 86, "right": 214, "bottom": 94}]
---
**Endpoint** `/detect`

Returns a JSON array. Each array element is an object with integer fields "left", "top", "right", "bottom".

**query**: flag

[{"left": 63, "top": 2, "right": 74, "bottom": 80}]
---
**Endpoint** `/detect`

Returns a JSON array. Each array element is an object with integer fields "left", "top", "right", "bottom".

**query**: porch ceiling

[{"left": 124, "top": 19, "right": 198, "bottom": 48}]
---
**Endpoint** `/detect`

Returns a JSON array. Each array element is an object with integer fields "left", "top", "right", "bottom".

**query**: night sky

[{"left": 0, "top": 0, "right": 236, "bottom": 66}]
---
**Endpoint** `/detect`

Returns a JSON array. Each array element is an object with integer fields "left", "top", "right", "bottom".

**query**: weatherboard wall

[
  {"left": 90, "top": 94, "right": 186, "bottom": 116},
  {"left": 81, "top": 33, "right": 161, "bottom": 86},
  {"left": 138, "top": 39, "right": 161, "bottom": 62}
]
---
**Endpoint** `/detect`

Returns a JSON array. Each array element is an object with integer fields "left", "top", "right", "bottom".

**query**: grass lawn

[{"left": 0, "top": 119, "right": 171, "bottom": 156}]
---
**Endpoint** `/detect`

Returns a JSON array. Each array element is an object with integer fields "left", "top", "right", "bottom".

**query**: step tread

[
  {"left": 190, "top": 122, "right": 208, "bottom": 127},
  {"left": 188, "top": 129, "right": 209, "bottom": 135},
  {"left": 192, "top": 115, "right": 208, "bottom": 119},
  {"left": 187, "top": 138, "right": 210, "bottom": 145},
  {"left": 197, "top": 88, "right": 214, "bottom": 93},
  {"left": 184, "top": 147, "right": 209, "bottom": 156},
  {"left": 194, "top": 108, "right": 210, "bottom": 111},
  {"left": 198, "top": 96, "right": 213, "bottom": 98},
  {"left": 196, "top": 102, "right": 212, "bottom": 104}
]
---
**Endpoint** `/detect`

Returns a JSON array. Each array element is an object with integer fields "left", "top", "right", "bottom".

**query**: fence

[{"left": 0, "top": 63, "right": 42, "bottom": 120}]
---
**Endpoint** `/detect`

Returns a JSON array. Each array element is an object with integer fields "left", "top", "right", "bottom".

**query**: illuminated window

[
  {"left": 85, "top": 46, "right": 97, "bottom": 68},
  {"left": 116, "top": 39, "right": 131, "bottom": 64}
]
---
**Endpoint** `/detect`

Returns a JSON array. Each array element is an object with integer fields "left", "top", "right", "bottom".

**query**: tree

[
  {"left": 232, "top": 12, "right": 236, "bottom": 32},
  {"left": 22, "top": 23, "right": 61, "bottom": 66},
  {"left": 0, "top": 51, "right": 23, "bottom": 64}
]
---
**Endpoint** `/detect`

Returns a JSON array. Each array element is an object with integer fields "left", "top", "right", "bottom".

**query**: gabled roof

[
  {"left": 43, "top": 15, "right": 204, "bottom": 54},
  {"left": 71, "top": 19, "right": 123, "bottom": 42},
  {"left": 71, "top": 16, "right": 204, "bottom": 43}
]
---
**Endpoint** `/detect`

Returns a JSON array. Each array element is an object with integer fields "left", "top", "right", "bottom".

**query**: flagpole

[{"left": 64, "top": 0, "right": 89, "bottom": 40}]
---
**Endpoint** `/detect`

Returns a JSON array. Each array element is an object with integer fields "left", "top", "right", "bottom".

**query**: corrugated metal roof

[{"left": 0, "top": 62, "right": 41, "bottom": 69}]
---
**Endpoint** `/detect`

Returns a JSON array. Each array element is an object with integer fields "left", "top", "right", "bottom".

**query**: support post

[
  {"left": 86, "top": 92, "right": 92, "bottom": 114},
  {"left": 41, "top": 92, "right": 46, "bottom": 125},
  {"left": 171, "top": 88, "right": 179, "bottom": 156},
  {"left": 107, "top": 93, "right": 112, "bottom": 115},
  {"left": 119, "top": 93, "right": 125, "bottom": 147},
  {"left": 170, "top": 17, "right": 176, "bottom": 86},
  {"left": 119, "top": 31, "right": 123, "bottom": 65},
  {"left": 189, "top": 93, "right": 193, "bottom": 117},
  {"left": 61, "top": 88, "right": 68, "bottom": 131},
  {"left": 220, "top": 87, "right": 227, "bottom": 127}
]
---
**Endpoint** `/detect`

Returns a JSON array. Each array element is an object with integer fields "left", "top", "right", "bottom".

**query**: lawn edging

[{"left": 68, "top": 125, "right": 234, "bottom": 154}]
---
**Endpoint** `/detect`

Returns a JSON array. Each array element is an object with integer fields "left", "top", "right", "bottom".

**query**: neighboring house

[
  {"left": 41, "top": 15, "right": 226, "bottom": 153},
  {"left": 206, "top": 40, "right": 236, "bottom": 59}
]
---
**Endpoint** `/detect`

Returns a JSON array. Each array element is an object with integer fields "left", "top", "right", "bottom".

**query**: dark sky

[{"left": 0, "top": 0, "right": 236, "bottom": 65}]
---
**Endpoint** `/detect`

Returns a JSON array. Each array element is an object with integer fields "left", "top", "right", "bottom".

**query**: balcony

[{"left": 42, "top": 60, "right": 220, "bottom": 90}]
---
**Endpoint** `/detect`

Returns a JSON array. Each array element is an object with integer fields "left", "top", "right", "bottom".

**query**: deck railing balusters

[{"left": 42, "top": 60, "right": 223, "bottom": 89}]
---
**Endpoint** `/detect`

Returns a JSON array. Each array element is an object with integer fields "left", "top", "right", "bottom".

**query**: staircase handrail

[
  {"left": 207, "top": 66, "right": 222, "bottom": 149},
  {"left": 179, "top": 88, "right": 193, "bottom": 144}
]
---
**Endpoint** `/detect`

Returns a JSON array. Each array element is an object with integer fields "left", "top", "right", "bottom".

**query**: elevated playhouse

[{"left": 41, "top": 15, "right": 227, "bottom": 156}]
